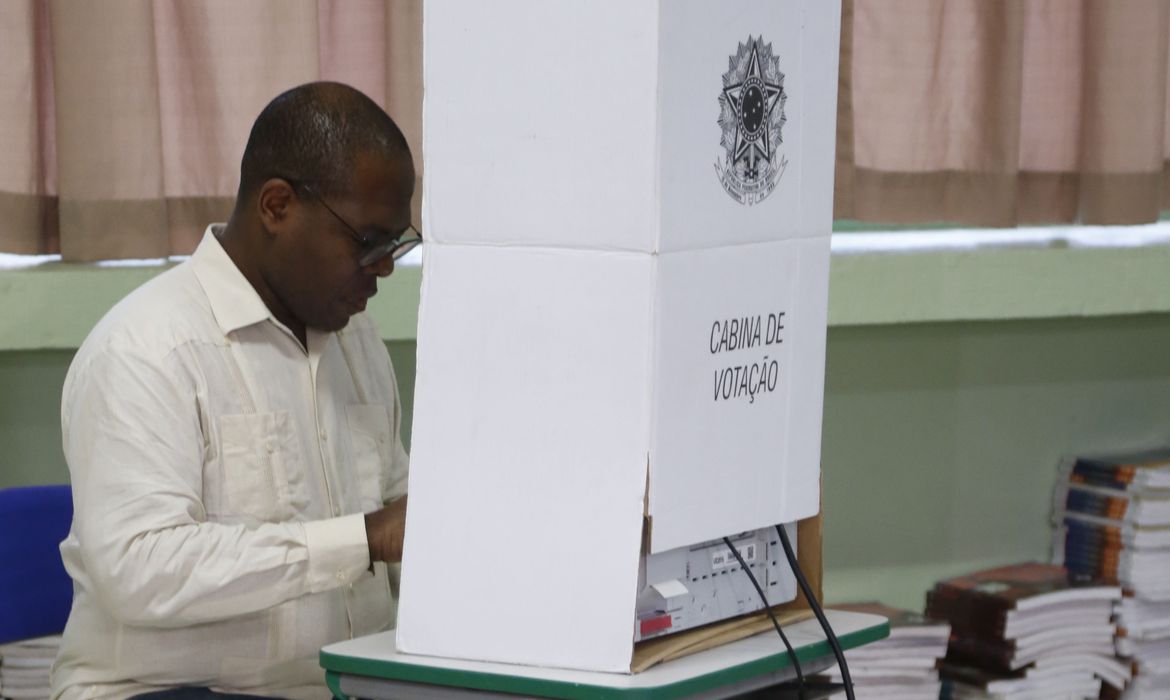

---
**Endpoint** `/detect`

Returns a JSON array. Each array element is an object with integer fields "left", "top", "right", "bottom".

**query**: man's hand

[{"left": 364, "top": 496, "right": 408, "bottom": 563}]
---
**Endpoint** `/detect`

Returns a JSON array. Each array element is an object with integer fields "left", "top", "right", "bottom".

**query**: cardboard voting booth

[{"left": 397, "top": 0, "right": 841, "bottom": 673}]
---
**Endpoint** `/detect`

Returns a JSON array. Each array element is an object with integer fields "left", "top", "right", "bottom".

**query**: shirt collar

[{"left": 191, "top": 225, "right": 275, "bottom": 336}]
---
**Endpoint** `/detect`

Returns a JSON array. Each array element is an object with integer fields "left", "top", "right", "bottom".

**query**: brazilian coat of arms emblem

[{"left": 715, "top": 36, "right": 788, "bottom": 206}]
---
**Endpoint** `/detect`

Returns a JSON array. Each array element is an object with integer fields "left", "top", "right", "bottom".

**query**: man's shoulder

[{"left": 76, "top": 261, "right": 213, "bottom": 365}]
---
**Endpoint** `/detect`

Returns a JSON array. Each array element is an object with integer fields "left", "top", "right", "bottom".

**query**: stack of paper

[
  {"left": 925, "top": 562, "right": 1127, "bottom": 699},
  {"left": 1052, "top": 449, "right": 1170, "bottom": 697},
  {"left": 819, "top": 602, "right": 950, "bottom": 700},
  {"left": 1115, "top": 598, "right": 1170, "bottom": 700},
  {"left": 0, "top": 636, "right": 59, "bottom": 700}
]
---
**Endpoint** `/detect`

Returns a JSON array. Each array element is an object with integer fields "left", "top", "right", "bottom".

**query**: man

[{"left": 51, "top": 82, "right": 417, "bottom": 700}]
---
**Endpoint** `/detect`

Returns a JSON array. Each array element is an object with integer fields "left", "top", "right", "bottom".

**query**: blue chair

[{"left": 0, "top": 485, "right": 74, "bottom": 644}]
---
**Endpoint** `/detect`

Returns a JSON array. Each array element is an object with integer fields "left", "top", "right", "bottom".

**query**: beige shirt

[{"left": 52, "top": 228, "right": 409, "bottom": 700}]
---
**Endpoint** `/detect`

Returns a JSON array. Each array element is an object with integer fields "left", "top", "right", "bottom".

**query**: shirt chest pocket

[
  {"left": 345, "top": 404, "right": 392, "bottom": 511},
  {"left": 217, "top": 410, "right": 309, "bottom": 521}
]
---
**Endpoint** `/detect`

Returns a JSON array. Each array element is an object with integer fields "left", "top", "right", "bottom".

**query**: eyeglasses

[{"left": 293, "top": 180, "right": 422, "bottom": 267}]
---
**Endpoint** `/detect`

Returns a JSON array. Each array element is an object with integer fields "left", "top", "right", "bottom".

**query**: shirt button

[
  {"left": 264, "top": 439, "right": 276, "bottom": 454},
  {"left": 332, "top": 505, "right": 341, "bottom": 516},
  {"left": 319, "top": 429, "right": 328, "bottom": 442},
  {"left": 335, "top": 571, "right": 345, "bottom": 582}
]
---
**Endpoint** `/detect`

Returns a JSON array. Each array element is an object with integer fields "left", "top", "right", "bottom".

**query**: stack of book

[
  {"left": 1114, "top": 597, "right": 1170, "bottom": 699},
  {"left": 926, "top": 562, "right": 1128, "bottom": 699},
  {"left": 0, "top": 636, "right": 59, "bottom": 700},
  {"left": 1052, "top": 449, "right": 1170, "bottom": 698},
  {"left": 818, "top": 601, "right": 950, "bottom": 700}
]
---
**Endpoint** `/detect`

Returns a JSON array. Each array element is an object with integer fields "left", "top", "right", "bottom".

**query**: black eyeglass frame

[{"left": 284, "top": 178, "right": 422, "bottom": 267}]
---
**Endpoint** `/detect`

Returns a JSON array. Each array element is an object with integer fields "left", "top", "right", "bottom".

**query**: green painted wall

[
  {"left": 4, "top": 315, "right": 1170, "bottom": 611},
  {"left": 820, "top": 314, "right": 1170, "bottom": 608},
  {"left": 0, "top": 349, "right": 74, "bottom": 487}
]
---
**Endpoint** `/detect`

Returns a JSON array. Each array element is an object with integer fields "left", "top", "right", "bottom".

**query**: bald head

[{"left": 238, "top": 81, "right": 411, "bottom": 202}]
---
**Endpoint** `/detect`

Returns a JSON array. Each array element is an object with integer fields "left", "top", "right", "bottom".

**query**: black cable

[
  {"left": 722, "top": 536, "right": 806, "bottom": 699},
  {"left": 776, "top": 524, "right": 856, "bottom": 700}
]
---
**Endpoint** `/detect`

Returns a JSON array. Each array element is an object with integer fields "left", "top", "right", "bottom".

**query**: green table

[{"left": 320, "top": 610, "right": 888, "bottom": 699}]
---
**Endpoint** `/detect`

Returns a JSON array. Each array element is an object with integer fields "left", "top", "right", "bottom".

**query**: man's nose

[{"left": 365, "top": 255, "right": 395, "bottom": 278}]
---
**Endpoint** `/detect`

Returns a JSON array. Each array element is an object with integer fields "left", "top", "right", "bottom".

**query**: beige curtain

[
  {"left": 0, "top": 0, "right": 421, "bottom": 262},
  {"left": 836, "top": 0, "right": 1170, "bottom": 227}
]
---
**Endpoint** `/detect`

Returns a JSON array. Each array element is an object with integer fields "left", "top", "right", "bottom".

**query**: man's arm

[
  {"left": 64, "top": 343, "right": 372, "bottom": 628},
  {"left": 364, "top": 495, "right": 407, "bottom": 562}
]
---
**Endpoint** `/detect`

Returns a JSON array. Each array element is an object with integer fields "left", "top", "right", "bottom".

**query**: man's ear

[{"left": 256, "top": 178, "right": 298, "bottom": 236}]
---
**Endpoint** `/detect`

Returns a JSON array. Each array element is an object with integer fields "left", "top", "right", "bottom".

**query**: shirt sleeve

[{"left": 63, "top": 341, "right": 371, "bottom": 628}]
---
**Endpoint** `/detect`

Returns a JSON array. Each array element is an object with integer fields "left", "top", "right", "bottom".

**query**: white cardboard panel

[
  {"left": 647, "top": 237, "right": 828, "bottom": 552},
  {"left": 422, "top": 0, "right": 660, "bottom": 252},
  {"left": 406, "top": 0, "right": 840, "bottom": 673},
  {"left": 423, "top": 0, "right": 839, "bottom": 254},
  {"left": 396, "top": 243, "right": 653, "bottom": 672},
  {"left": 657, "top": 0, "right": 808, "bottom": 252}
]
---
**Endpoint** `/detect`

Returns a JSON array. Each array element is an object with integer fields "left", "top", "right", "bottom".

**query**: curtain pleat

[
  {"left": 384, "top": 0, "right": 424, "bottom": 227},
  {"left": 0, "top": 0, "right": 56, "bottom": 254},
  {"left": 832, "top": 0, "right": 855, "bottom": 222},
  {"left": 1077, "top": 0, "right": 1169, "bottom": 224},
  {"left": 50, "top": 0, "right": 166, "bottom": 261}
]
